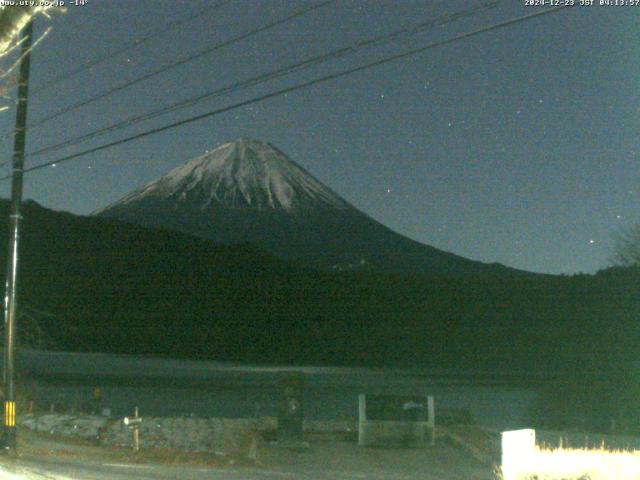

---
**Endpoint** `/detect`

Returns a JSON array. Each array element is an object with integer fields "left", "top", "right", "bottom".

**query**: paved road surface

[
  {"left": 2, "top": 452, "right": 494, "bottom": 480},
  {"left": 0, "top": 430, "right": 495, "bottom": 480}
]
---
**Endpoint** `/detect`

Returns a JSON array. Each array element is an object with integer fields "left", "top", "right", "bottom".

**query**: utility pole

[{"left": 2, "top": 19, "right": 34, "bottom": 452}]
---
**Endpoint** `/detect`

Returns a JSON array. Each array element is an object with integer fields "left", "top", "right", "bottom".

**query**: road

[
  {"left": 1, "top": 429, "right": 495, "bottom": 480},
  {"left": 1, "top": 458, "right": 494, "bottom": 480},
  {"left": 1, "top": 451, "right": 494, "bottom": 480}
]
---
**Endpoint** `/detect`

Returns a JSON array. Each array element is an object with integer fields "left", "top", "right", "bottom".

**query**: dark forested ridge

[{"left": 1, "top": 200, "right": 638, "bottom": 374}]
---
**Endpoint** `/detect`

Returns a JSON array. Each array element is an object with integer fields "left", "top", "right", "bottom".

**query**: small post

[
  {"left": 427, "top": 395, "right": 435, "bottom": 446},
  {"left": 133, "top": 407, "right": 139, "bottom": 452},
  {"left": 358, "top": 394, "right": 366, "bottom": 447},
  {"left": 92, "top": 387, "right": 101, "bottom": 415},
  {"left": 124, "top": 407, "right": 142, "bottom": 452}
]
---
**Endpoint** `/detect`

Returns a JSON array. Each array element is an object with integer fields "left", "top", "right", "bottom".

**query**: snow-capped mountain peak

[
  {"left": 96, "top": 138, "right": 525, "bottom": 276},
  {"left": 104, "top": 139, "right": 349, "bottom": 214}
]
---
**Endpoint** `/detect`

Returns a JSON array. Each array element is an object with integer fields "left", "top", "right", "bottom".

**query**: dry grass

[{"left": 499, "top": 445, "right": 640, "bottom": 480}]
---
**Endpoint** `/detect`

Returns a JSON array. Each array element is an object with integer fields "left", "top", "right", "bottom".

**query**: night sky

[{"left": 0, "top": 0, "right": 637, "bottom": 275}]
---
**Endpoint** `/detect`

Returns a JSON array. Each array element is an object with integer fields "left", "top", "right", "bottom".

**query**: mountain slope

[{"left": 96, "top": 138, "right": 525, "bottom": 276}]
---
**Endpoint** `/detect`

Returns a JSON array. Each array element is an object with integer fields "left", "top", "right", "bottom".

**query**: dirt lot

[{"left": 259, "top": 438, "right": 496, "bottom": 479}]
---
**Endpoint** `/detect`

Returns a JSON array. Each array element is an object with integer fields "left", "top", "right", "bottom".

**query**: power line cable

[
  {"left": 30, "top": 0, "right": 233, "bottom": 96},
  {"left": 0, "top": 5, "right": 572, "bottom": 182},
  {"left": 26, "top": 0, "right": 500, "bottom": 159},
  {"left": 2, "top": 0, "right": 333, "bottom": 141}
]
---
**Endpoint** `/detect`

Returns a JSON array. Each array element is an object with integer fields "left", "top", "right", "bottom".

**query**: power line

[
  {"left": 1, "top": 5, "right": 572, "bottom": 182},
  {"left": 30, "top": 0, "right": 232, "bottom": 96},
  {"left": 14, "top": 4, "right": 571, "bottom": 178},
  {"left": 4, "top": 0, "right": 334, "bottom": 139},
  {"left": 26, "top": 0, "right": 500, "bottom": 159}
]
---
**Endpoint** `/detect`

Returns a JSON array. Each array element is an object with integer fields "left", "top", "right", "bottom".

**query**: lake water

[{"left": 13, "top": 349, "right": 539, "bottom": 431}]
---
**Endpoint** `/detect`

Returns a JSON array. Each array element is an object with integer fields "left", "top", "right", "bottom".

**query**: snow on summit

[{"left": 108, "top": 139, "right": 349, "bottom": 214}]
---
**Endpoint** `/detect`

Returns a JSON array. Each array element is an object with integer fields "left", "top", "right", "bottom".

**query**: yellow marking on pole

[{"left": 4, "top": 401, "right": 15, "bottom": 427}]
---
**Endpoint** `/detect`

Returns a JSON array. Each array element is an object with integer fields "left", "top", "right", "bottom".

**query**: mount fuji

[{"left": 95, "top": 139, "right": 521, "bottom": 276}]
